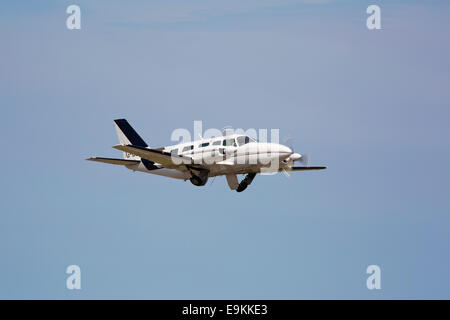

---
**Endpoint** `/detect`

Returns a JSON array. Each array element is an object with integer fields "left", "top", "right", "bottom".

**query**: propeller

[
  {"left": 284, "top": 135, "right": 294, "bottom": 151},
  {"left": 282, "top": 169, "right": 291, "bottom": 178},
  {"left": 281, "top": 135, "right": 309, "bottom": 178},
  {"left": 283, "top": 135, "right": 308, "bottom": 164},
  {"left": 298, "top": 153, "right": 308, "bottom": 166}
]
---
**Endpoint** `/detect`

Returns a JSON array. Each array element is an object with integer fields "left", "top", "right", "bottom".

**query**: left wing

[
  {"left": 86, "top": 157, "right": 140, "bottom": 166},
  {"left": 113, "top": 144, "right": 193, "bottom": 169}
]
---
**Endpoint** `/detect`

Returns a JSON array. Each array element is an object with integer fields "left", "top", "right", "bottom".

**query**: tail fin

[{"left": 114, "top": 119, "right": 148, "bottom": 159}]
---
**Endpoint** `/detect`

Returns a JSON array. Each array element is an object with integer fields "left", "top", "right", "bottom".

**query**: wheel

[{"left": 189, "top": 176, "right": 203, "bottom": 186}]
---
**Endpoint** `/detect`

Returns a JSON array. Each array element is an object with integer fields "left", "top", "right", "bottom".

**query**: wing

[
  {"left": 112, "top": 144, "right": 193, "bottom": 169},
  {"left": 288, "top": 166, "right": 327, "bottom": 171},
  {"left": 86, "top": 157, "right": 140, "bottom": 166}
]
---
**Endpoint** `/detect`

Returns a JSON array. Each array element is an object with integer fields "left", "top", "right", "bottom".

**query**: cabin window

[
  {"left": 212, "top": 140, "right": 221, "bottom": 146},
  {"left": 182, "top": 145, "right": 193, "bottom": 152},
  {"left": 199, "top": 142, "right": 210, "bottom": 148},
  {"left": 223, "top": 138, "right": 236, "bottom": 147},
  {"left": 236, "top": 136, "right": 252, "bottom": 146}
]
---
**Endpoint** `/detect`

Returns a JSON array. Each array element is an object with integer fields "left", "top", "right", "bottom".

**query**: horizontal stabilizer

[
  {"left": 86, "top": 157, "right": 140, "bottom": 166},
  {"left": 289, "top": 166, "right": 327, "bottom": 171},
  {"left": 113, "top": 144, "right": 192, "bottom": 168}
]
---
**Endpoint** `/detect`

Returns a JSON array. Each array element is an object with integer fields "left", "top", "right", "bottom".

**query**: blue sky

[{"left": 0, "top": 0, "right": 449, "bottom": 299}]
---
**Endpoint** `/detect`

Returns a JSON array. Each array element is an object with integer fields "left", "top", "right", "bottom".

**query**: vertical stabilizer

[{"left": 113, "top": 119, "right": 148, "bottom": 160}]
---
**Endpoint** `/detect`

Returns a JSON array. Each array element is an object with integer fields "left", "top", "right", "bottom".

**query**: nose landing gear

[{"left": 236, "top": 173, "right": 256, "bottom": 192}]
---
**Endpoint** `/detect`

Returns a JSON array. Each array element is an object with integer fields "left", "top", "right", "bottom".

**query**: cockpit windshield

[
  {"left": 236, "top": 136, "right": 256, "bottom": 146},
  {"left": 223, "top": 138, "right": 237, "bottom": 147}
]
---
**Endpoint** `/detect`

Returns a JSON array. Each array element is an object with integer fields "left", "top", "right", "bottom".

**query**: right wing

[
  {"left": 86, "top": 157, "right": 140, "bottom": 166},
  {"left": 112, "top": 144, "right": 193, "bottom": 169},
  {"left": 288, "top": 166, "right": 327, "bottom": 171}
]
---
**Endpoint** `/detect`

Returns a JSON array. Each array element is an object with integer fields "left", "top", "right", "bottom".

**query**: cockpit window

[
  {"left": 223, "top": 138, "right": 236, "bottom": 147},
  {"left": 236, "top": 136, "right": 255, "bottom": 146}
]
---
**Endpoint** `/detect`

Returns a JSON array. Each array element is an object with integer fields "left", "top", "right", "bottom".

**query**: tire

[
  {"left": 236, "top": 182, "right": 248, "bottom": 192},
  {"left": 189, "top": 176, "right": 203, "bottom": 186}
]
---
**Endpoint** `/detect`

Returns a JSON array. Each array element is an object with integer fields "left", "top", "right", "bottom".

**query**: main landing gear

[
  {"left": 189, "top": 175, "right": 207, "bottom": 186},
  {"left": 188, "top": 167, "right": 209, "bottom": 186}
]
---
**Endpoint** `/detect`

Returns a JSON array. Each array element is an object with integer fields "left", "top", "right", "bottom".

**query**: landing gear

[
  {"left": 189, "top": 175, "right": 208, "bottom": 187},
  {"left": 236, "top": 173, "right": 256, "bottom": 192},
  {"left": 236, "top": 182, "right": 248, "bottom": 192},
  {"left": 188, "top": 167, "right": 209, "bottom": 186},
  {"left": 189, "top": 175, "right": 205, "bottom": 186}
]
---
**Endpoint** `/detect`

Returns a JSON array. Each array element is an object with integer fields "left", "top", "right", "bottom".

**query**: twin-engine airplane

[{"left": 87, "top": 119, "right": 326, "bottom": 192}]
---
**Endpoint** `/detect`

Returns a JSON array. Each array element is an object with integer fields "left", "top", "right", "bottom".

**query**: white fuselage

[{"left": 125, "top": 134, "right": 298, "bottom": 180}]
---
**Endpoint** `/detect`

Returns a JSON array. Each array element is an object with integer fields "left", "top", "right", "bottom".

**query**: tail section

[{"left": 114, "top": 119, "right": 148, "bottom": 160}]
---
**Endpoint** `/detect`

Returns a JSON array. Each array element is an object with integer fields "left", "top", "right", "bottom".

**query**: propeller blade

[
  {"left": 282, "top": 169, "right": 291, "bottom": 178},
  {"left": 284, "top": 136, "right": 294, "bottom": 151},
  {"left": 299, "top": 154, "right": 309, "bottom": 166}
]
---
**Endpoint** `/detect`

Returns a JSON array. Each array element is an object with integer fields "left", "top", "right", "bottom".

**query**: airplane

[{"left": 87, "top": 119, "right": 326, "bottom": 192}]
